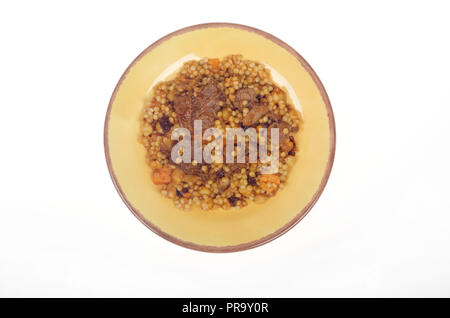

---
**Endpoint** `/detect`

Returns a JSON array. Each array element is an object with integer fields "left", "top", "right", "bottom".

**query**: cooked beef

[
  {"left": 268, "top": 121, "right": 290, "bottom": 143},
  {"left": 173, "top": 82, "right": 224, "bottom": 134},
  {"left": 192, "top": 82, "right": 224, "bottom": 130},
  {"left": 235, "top": 87, "right": 270, "bottom": 127},
  {"left": 173, "top": 94, "right": 194, "bottom": 132},
  {"left": 234, "top": 88, "right": 257, "bottom": 108},
  {"left": 242, "top": 103, "right": 269, "bottom": 126},
  {"left": 174, "top": 162, "right": 209, "bottom": 181},
  {"left": 171, "top": 82, "right": 226, "bottom": 178},
  {"left": 197, "top": 82, "right": 224, "bottom": 110}
]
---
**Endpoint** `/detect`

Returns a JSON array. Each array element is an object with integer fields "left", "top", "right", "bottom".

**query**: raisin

[
  {"left": 181, "top": 188, "right": 189, "bottom": 193},
  {"left": 228, "top": 196, "right": 239, "bottom": 207},
  {"left": 176, "top": 189, "right": 183, "bottom": 198},
  {"left": 215, "top": 169, "right": 226, "bottom": 179},
  {"left": 288, "top": 136, "right": 296, "bottom": 156},
  {"left": 159, "top": 116, "right": 173, "bottom": 134},
  {"left": 247, "top": 175, "right": 257, "bottom": 186},
  {"left": 289, "top": 135, "right": 296, "bottom": 147}
]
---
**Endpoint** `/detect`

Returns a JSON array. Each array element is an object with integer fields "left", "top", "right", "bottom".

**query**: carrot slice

[
  {"left": 260, "top": 174, "right": 280, "bottom": 184},
  {"left": 259, "top": 174, "right": 281, "bottom": 193},
  {"left": 152, "top": 167, "right": 172, "bottom": 185},
  {"left": 208, "top": 58, "right": 220, "bottom": 71}
]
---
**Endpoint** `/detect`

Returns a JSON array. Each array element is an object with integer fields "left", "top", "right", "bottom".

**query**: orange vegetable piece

[
  {"left": 152, "top": 167, "right": 172, "bottom": 185},
  {"left": 260, "top": 174, "right": 280, "bottom": 184},
  {"left": 259, "top": 174, "right": 281, "bottom": 193},
  {"left": 208, "top": 58, "right": 220, "bottom": 71}
]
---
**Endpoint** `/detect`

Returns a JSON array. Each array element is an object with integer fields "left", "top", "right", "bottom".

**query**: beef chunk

[
  {"left": 158, "top": 116, "right": 173, "bottom": 133},
  {"left": 234, "top": 88, "right": 257, "bottom": 108},
  {"left": 169, "top": 141, "right": 208, "bottom": 179},
  {"left": 197, "top": 82, "right": 224, "bottom": 110},
  {"left": 192, "top": 82, "right": 224, "bottom": 130},
  {"left": 172, "top": 82, "right": 225, "bottom": 178},
  {"left": 173, "top": 94, "right": 194, "bottom": 132},
  {"left": 237, "top": 88, "right": 270, "bottom": 127},
  {"left": 173, "top": 81, "right": 224, "bottom": 133},
  {"left": 242, "top": 103, "right": 269, "bottom": 126},
  {"left": 268, "top": 121, "right": 290, "bottom": 144},
  {"left": 170, "top": 159, "right": 210, "bottom": 181},
  {"left": 176, "top": 162, "right": 203, "bottom": 177}
]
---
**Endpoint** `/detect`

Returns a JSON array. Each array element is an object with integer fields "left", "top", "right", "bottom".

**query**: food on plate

[{"left": 140, "top": 55, "right": 302, "bottom": 210}]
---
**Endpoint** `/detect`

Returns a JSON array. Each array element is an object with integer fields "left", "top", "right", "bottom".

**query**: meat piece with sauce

[
  {"left": 173, "top": 94, "right": 194, "bottom": 132},
  {"left": 172, "top": 82, "right": 225, "bottom": 178},
  {"left": 268, "top": 121, "right": 291, "bottom": 143},
  {"left": 242, "top": 103, "right": 269, "bottom": 126},
  {"left": 175, "top": 162, "right": 209, "bottom": 181},
  {"left": 192, "top": 82, "right": 224, "bottom": 130},
  {"left": 234, "top": 88, "right": 257, "bottom": 109},
  {"left": 173, "top": 81, "right": 224, "bottom": 133}
]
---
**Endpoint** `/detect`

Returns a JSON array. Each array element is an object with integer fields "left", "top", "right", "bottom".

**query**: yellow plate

[{"left": 104, "top": 23, "right": 336, "bottom": 252}]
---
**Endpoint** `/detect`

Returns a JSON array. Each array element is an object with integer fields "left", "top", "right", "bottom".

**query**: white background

[{"left": 1, "top": 0, "right": 449, "bottom": 297}]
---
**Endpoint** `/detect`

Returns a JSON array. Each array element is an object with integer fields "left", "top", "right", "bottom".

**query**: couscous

[{"left": 140, "top": 55, "right": 302, "bottom": 210}]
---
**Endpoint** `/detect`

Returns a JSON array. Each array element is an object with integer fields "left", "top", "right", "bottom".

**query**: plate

[{"left": 104, "top": 23, "right": 336, "bottom": 252}]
